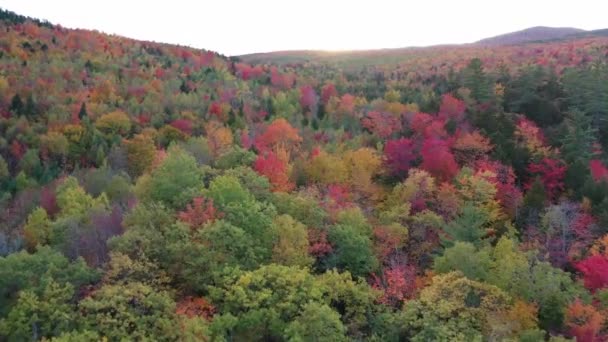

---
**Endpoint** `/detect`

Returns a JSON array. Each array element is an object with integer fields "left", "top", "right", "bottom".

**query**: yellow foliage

[
  {"left": 95, "top": 110, "right": 132, "bottom": 135},
  {"left": 205, "top": 121, "right": 233, "bottom": 157},
  {"left": 305, "top": 150, "right": 348, "bottom": 185}
]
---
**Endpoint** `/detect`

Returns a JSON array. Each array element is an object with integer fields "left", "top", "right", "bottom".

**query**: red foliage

[
  {"left": 371, "top": 265, "right": 418, "bottom": 307},
  {"left": 590, "top": 159, "right": 608, "bottom": 183},
  {"left": 321, "top": 83, "right": 337, "bottom": 105},
  {"left": 254, "top": 118, "right": 302, "bottom": 155},
  {"left": 40, "top": 186, "right": 59, "bottom": 217},
  {"left": 299, "top": 85, "right": 318, "bottom": 111},
  {"left": 527, "top": 158, "right": 567, "bottom": 201},
  {"left": 410, "top": 112, "right": 434, "bottom": 135},
  {"left": 573, "top": 213, "right": 596, "bottom": 241},
  {"left": 253, "top": 151, "right": 294, "bottom": 192},
  {"left": 565, "top": 300, "right": 604, "bottom": 342},
  {"left": 170, "top": 119, "right": 193, "bottom": 135},
  {"left": 384, "top": 138, "right": 415, "bottom": 179},
  {"left": 308, "top": 229, "right": 332, "bottom": 257},
  {"left": 175, "top": 296, "right": 215, "bottom": 320},
  {"left": 438, "top": 94, "right": 466, "bottom": 121},
  {"left": 420, "top": 138, "right": 458, "bottom": 182},
  {"left": 475, "top": 160, "right": 523, "bottom": 216},
  {"left": 361, "top": 111, "right": 400, "bottom": 139},
  {"left": 338, "top": 94, "right": 355, "bottom": 114},
  {"left": 576, "top": 255, "right": 608, "bottom": 292},
  {"left": 208, "top": 102, "right": 223, "bottom": 118},
  {"left": 373, "top": 225, "right": 406, "bottom": 261},
  {"left": 178, "top": 197, "right": 222, "bottom": 230},
  {"left": 240, "top": 130, "right": 252, "bottom": 149},
  {"left": 10, "top": 140, "right": 24, "bottom": 160}
]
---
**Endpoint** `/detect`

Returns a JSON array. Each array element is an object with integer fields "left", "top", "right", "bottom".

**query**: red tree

[
  {"left": 420, "top": 138, "right": 458, "bottom": 182},
  {"left": 178, "top": 197, "right": 222, "bottom": 230},
  {"left": 438, "top": 93, "right": 466, "bottom": 121},
  {"left": 321, "top": 83, "right": 337, "bottom": 105},
  {"left": 253, "top": 151, "right": 294, "bottom": 192},
  {"left": 590, "top": 159, "right": 608, "bottom": 183},
  {"left": 361, "top": 111, "right": 400, "bottom": 139},
  {"left": 371, "top": 265, "right": 418, "bottom": 307},
  {"left": 170, "top": 119, "right": 193, "bottom": 136},
  {"left": 299, "top": 85, "right": 318, "bottom": 111},
  {"left": 384, "top": 138, "right": 415, "bottom": 179},
  {"left": 576, "top": 255, "right": 608, "bottom": 292},
  {"left": 527, "top": 158, "right": 566, "bottom": 201}
]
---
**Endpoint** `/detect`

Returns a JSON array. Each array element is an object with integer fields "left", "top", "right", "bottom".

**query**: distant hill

[{"left": 475, "top": 26, "right": 586, "bottom": 46}]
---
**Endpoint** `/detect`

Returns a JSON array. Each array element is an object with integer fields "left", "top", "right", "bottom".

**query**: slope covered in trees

[{"left": 1, "top": 8, "right": 608, "bottom": 341}]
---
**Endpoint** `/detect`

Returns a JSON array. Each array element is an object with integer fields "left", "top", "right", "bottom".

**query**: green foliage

[
  {"left": 434, "top": 242, "right": 492, "bottom": 281},
  {"left": 0, "top": 279, "right": 76, "bottom": 341},
  {"left": 79, "top": 282, "right": 179, "bottom": 341},
  {"left": 400, "top": 272, "right": 512, "bottom": 341},
  {"left": 327, "top": 223, "right": 378, "bottom": 278},
  {"left": 144, "top": 146, "right": 204, "bottom": 208},
  {"left": 284, "top": 302, "right": 348, "bottom": 342},
  {"left": 209, "top": 265, "right": 325, "bottom": 341},
  {"left": 272, "top": 192, "right": 327, "bottom": 228},
  {"left": 272, "top": 214, "right": 313, "bottom": 267},
  {"left": 0, "top": 247, "right": 99, "bottom": 316}
]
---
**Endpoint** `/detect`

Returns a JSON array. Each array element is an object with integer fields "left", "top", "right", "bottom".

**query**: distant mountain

[{"left": 475, "top": 26, "right": 586, "bottom": 46}]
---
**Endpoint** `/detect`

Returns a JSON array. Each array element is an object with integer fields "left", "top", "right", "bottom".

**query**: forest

[{"left": 1, "top": 8, "right": 608, "bottom": 341}]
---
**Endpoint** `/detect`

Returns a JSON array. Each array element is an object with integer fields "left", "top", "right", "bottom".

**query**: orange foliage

[{"left": 176, "top": 296, "right": 216, "bottom": 320}]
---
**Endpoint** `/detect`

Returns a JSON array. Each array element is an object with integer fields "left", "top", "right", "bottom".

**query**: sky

[{"left": 0, "top": 0, "right": 606, "bottom": 56}]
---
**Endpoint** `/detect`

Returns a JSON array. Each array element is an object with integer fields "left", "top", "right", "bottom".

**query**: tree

[
  {"left": 462, "top": 58, "right": 492, "bottom": 102},
  {"left": 576, "top": 255, "right": 608, "bottom": 292},
  {"left": 401, "top": 272, "right": 513, "bottom": 341},
  {"left": 434, "top": 241, "right": 492, "bottom": 281},
  {"left": 254, "top": 151, "right": 294, "bottom": 192},
  {"left": 383, "top": 138, "right": 415, "bottom": 179},
  {"left": 143, "top": 146, "right": 204, "bottom": 208},
  {"left": 420, "top": 138, "right": 458, "bottom": 182},
  {"left": 95, "top": 110, "right": 131, "bottom": 136},
  {"left": 284, "top": 302, "right": 347, "bottom": 342},
  {"left": 0, "top": 247, "right": 98, "bottom": 315},
  {"left": 124, "top": 134, "right": 156, "bottom": 178},
  {"left": 178, "top": 196, "right": 222, "bottom": 230},
  {"left": 79, "top": 282, "right": 180, "bottom": 341},
  {"left": 254, "top": 118, "right": 302, "bottom": 158},
  {"left": 272, "top": 215, "right": 313, "bottom": 267},
  {"left": 208, "top": 265, "right": 326, "bottom": 341},
  {"left": 564, "top": 300, "right": 604, "bottom": 342},
  {"left": 305, "top": 149, "right": 348, "bottom": 185},
  {"left": 22, "top": 207, "right": 51, "bottom": 251},
  {"left": 527, "top": 158, "right": 566, "bottom": 201},
  {"left": 327, "top": 223, "right": 378, "bottom": 278},
  {"left": 0, "top": 279, "right": 77, "bottom": 341}
]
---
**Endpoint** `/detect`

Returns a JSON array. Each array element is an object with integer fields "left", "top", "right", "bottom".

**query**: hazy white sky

[{"left": 0, "top": 0, "right": 606, "bottom": 55}]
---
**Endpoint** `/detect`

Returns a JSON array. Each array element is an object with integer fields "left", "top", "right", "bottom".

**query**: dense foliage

[{"left": 1, "top": 8, "right": 608, "bottom": 341}]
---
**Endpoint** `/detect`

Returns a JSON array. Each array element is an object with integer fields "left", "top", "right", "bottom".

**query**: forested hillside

[{"left": 1, "top": 8, "right": 608, "bottom": 341}]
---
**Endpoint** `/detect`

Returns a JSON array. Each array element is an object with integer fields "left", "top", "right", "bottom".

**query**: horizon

[{"left": 0, "top": 0, "right": 606, "bottom": 56}]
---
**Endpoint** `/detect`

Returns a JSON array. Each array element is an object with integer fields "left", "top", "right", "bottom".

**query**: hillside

[
  {"left": 475, "top": 26, "right": 586, "bottom": 45},
  {"left": 1, "top": 8, "right": 608, "bottom": 342}
]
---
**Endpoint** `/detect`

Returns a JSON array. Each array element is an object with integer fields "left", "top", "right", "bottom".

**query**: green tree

[
  {"left": 0, "top": 247, "right": 98, "bottom": 315},
  {"left": 79, "top": 282, "right": 179, "bottom": 341},
  {"left": 0, "top": 279, "right": 77, "bottom": 341},
  {"left": 272, "top": 215, "right": 313, "bottom": 267},
  {"left": 209, "top": 265, "right": 325, "bottom": 341},
  {"left": 327, "top": 224, "right": 378, "bottom": 278},
  {"left": 463, "top": 58, "right": 492, "bottom": 102},
  {"left": 284, "top": 302, "right": 348, "bottom": 342},
  {"left": 23, "top": 207, "right": 51, "bottom": 251},
  {"left": 144, "top": 146, "right": 204, "bottom": 208}
]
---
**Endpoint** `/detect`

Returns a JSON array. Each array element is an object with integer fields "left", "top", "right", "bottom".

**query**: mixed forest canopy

[{"left": 1, "top": 7, "right": 608, "bottom": 341}]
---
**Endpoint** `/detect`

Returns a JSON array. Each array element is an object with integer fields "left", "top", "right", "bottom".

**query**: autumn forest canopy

[{"left": 2, "top": 8, "right": 608, "bottom": 341}]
